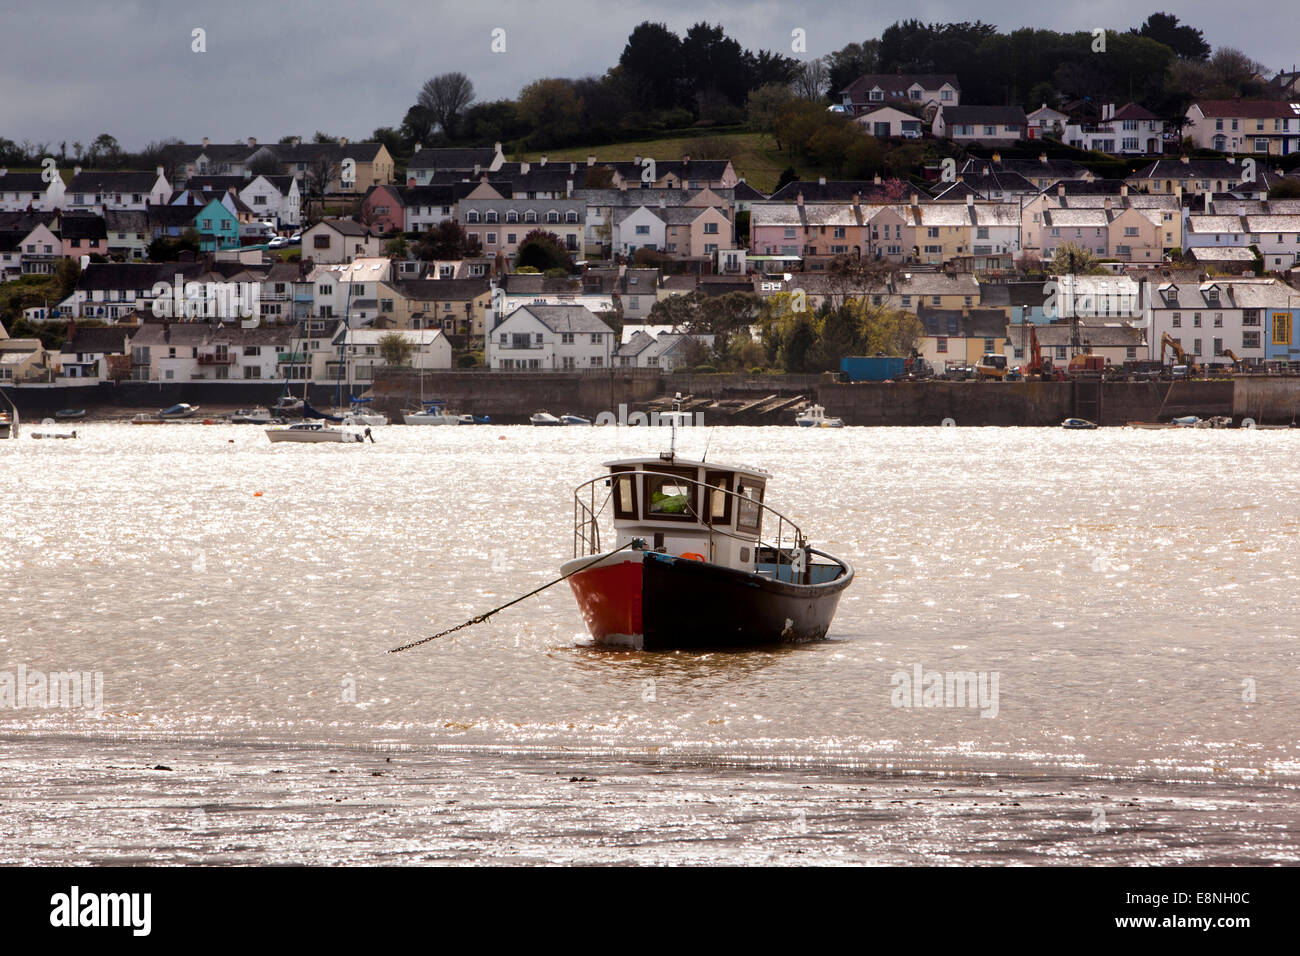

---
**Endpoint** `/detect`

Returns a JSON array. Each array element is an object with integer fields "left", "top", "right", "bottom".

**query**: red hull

[{"left": 567, "top": 559, "right": 643, "bottom": 644}]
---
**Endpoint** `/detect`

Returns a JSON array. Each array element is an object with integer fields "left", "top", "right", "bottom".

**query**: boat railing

[{"left": 572, "top": 468, "right": 807, "bottom": 578}]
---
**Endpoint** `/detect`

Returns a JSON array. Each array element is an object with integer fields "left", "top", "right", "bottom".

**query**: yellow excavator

[{"left": 1160, "top": 332, "right": 1198, "bottom": 375}]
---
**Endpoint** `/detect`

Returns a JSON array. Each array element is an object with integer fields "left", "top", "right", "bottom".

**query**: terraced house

[
  {"left": 1185, "top": 101, "right": 1300, "bottom": 156},
  {"left": 460, "top": 197, "right": 584, "bottom": 259},
  {"left": 1148, "top": 278, "right": 1299, "bottom": 365}
]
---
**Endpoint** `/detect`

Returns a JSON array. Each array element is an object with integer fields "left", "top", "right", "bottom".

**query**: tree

[
  {"left": 824, "top": 41, "right": 881, "bottom": 98},
  {"left": 378, "top": 332, "right": 415, "bottom": 367},
  {"left": 86, "top": 133, "right": 122, "bottom": 167},
  {"left": 400, "top": 105, "right": 435, "bottom": 147},
  {"left": 1268, "top": 179, "right": 1300, "bottom": 200},
  {"left": 411, "top": 220, "right": 482, "bottom": 260},
  {"left": 774, "top": 167, "right": 799, "bottom": 192},
  {"left": 1133, "top": 12, "right": 1210, "bottom": 61},
  {"left": 648, "top": 291, "right": 703, "bottom": 330},
  {"left": 1048, "top": 242, "right": 1107, "bottom": 275},
  {"left": 248, "top": 153, "right": 284, "bottom": 177},
  {"left": 791, "top": 59, "right": 830, "bottom": 101},
  {"left": 517, "top": 78, "right": 583, "bottom": 147},
  {"left": 681, "top": 22, "right": 750, "bottom": 108},
  {"left": 303, "top": 157, "right": 340, "bottom": 218},
  {"left": 384, "top": 237, "right": 409, "bottom": 258},
  {"left": 619, "top": 22, "right": 684, "bottom": 111},
  {"left": 312, "top": 131, "right": 340, "bottom": 144},
  {"left": 514, "top": 230, "right": 571, "bottom": 272},
  {"left": 747, "top": 82, "right": 796, "bottom": 136},
  {"left": 418, "top": 72, "right": 475, "bottom": 139}
]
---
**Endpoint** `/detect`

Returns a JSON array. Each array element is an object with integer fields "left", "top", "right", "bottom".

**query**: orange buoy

[
  {"left": 253, "top": 492, "right": 263, "bottom": 497},
  {"left": 679, "top": 552, "right": 705, "bottom": 561}
]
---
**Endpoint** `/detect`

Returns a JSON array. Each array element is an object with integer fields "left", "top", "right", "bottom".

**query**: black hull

[{"left": 640, "top": 550, "right": 852, "bottom": 650}]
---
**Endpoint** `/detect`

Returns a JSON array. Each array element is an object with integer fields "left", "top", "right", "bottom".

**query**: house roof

[
  {"left": 66, "top": 170, "right": 161, "bottom": 193},
  {"left": 517, "top": 304, "right": 613, "bottom": 333},
  {"left": 603, "top": 160, "right": 732, "bottom": 182},
  {"left": 0, "top": 172, "right": 49, "bottom": 191},
  {"left": 1111, "top": 103, "right": 1160, "bottom": 121},
  {"left": 77, "top": 262, "right": 208, "bottom": 292},
  {"left": 917, "top": 306, "right": 1007, "bottom": 338},
  {"left": 1010, "top": 322, "right": 1145, "bottom": 347},
  {"left": 59, "top": 212, "right": 107, "bottom": 240},
  {"left": 840, "top": 74, "right": 960, "bottom": 100},
  {"left": 406, "top": 147, "right": 500, "bottom": 171},
  {"left": 270, "top": 142, "right": 387, "bottom": 164},
  {"left": 60, "top": 326, "right": 135, "bottom": 354},
  {"left": 383, "top": 278, "right": 490, "bottom": 300},
  {"left": 1193, "top": 100, "right": 1300, "bottom": 119},
  {"left": 1128, "top": 159, "right": 1245, "bottom": 181},
  {"left": 104, "top": 209, "right": 150, "bottom": 233},
  {"left": 732, "top": 180, "right": 768, "bottom": 201},
  {"left": 148, "top": 206, "right": 199, "bottom": 229},
  {"left": 768, "top": 180, "right": 908, "bottom": 203},
  {"left": 314, "top": 218, "right": 371, "bottom": 236}
]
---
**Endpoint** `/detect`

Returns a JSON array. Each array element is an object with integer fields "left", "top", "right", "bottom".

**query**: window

[
  {"left": 1243, "top": 331, "right": 1260, "bottom": 349},
  {"left": 976, "top": 227, "right": 988, "bottom": 240},
  {"left": 1273, "top": 313, "right": 1292, "bottom": 345},
  {"left": 1193, "top": 339, "right": 1203, "bottom": 356},
  {"left": 546, "top": 211, "right": 559, "bottom": 223},
  {"left": 507, "top": 233, "right": 516, "bottom": 245},
  {"left": 1213, "top": 314, "right": 1222, "bottom": 327},
  {"left": 704, "top": 222, "right": 718, "bottom": 235},
  {"left": 486, "top": 233, "right": 496, "bottom": 245},
  {"left": 1193, "top": 313, "right": 1202, "bottom": 327},
  {"left": 314, "top": 235, "right": 330, "bottom": 249},
  {"left": 735, "top": 477, "right": 765, "bottom": 535},
  {"left": 1055, "top": 347, "right": 1067, "bottom": 359},
  {"left": 524, "top": 211, "right": 537, "bottom": 223},
  {"left": 927, "top": 227, "right": 939, "bottom": 238},
  {"left": 936, "top": 337, "right": 947, "bottom": 353},
  {"left": 1243, "top": 310, "right": 1260, "bottom": 326},
  {"left": 590, "top": 356, "right": 603, "bottom": 367},
  {"left": 610, "top": 467, "right": 639, "bottom": 519},
  {"left": 561, "top": 332, "right": 573, "bottom": 344},
  {"left": 1171, "top": 312, "right": 1181, "bottom": 327},
  {"left": 783, "top": 227, "right": 796, "bottom": 239},
  {"left": 506, "top": 211, "right": 518, "bottom": 222},
  {"left": 466, "top": 211, "right": 479, "bottom": 223},
  {"left": 590, "top": 333, "right": 601, "bottom": 344},
  {"left": 1126, "top": 346, "right": 1137, "bottom": 360},
  {"left": 635, "top": 225, "right": 650, "bottom": 235},
  {"left": 485, "top": 211, "right": 498, "bottom": 223},
  {"left": 566, "top": 211, "right": 578, "bottom": 223}
]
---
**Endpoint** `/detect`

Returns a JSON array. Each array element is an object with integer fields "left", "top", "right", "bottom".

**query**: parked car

[
  {"left": 288, "top": 232, "right": 302, "bottom": 244},
  {"left": 268, "top": 236, "right": 288, "bottom": 249}
]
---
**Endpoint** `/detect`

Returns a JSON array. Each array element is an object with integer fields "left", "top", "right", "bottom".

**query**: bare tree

[
  {"left": 417, "top": 73, "right": 475, "bottom": 139},
  {"left": 791, "top": 59, "right": 830, "bottom": 101},
  {"left": 304, "top": 157, "right": 340, "bottom": 220}
]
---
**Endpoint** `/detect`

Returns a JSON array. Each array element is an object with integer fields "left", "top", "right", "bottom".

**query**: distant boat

[
  {"left": 342, "top": 402, "right": 388, "bottom": 427},
  {"left": 530, "top": 410, "right": 564, "bottom": 426},
  {"left": 229, "top": 406, "right": 274, "bottom": 424},
  {"left": 54, "top": 409, "right": 86, "bottom": 420},
  {"left": 265, "top": 421, "right": 370, "bottom": 443},
  {"left": 457, "top": 414, "right": 491, "bottom": 425},
  {"left": 1126, "top": 421, "right": 1177, "bottom": 430},
  {"left": 1061, "top": 418, "right": 1098, "bottom": 430},
  {"left": 31, "top": 423, "right": 77, "bottom": 439},
  {"left": 1172, "top": 415, "right": 1201, "bottom": 427},
  {"left": 795, "top": 404, "right": 845, "bottom": 428},
  {"left": 131, "top": 413, "right": 166, "bottom": 425},
  {"left": 404, "top": 400, "right": 459, "bottom": 425},
  {"left": 159, "top": 403, "right": 200, "bottom": 419},
  {"left": 560, "top": 414, "right": 592, "bottom": 425}
]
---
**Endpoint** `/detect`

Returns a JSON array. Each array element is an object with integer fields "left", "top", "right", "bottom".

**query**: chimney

[
  {"left": 1205, "top": 192, "right": 1211, "bottom": 212},
  {"left": 633, "top": 155, "right": 641, "bottom": 166},
  {"left": 247, "top": 137, "right": 257, "bottom": 148},
  {"left": 201, "top": 137, "right": 210, "bottom": 148},
  {"left": 339, "top": 137, "right": 347, "bottom": 146},
  {"left": 1038, "top": 152, "right": 1047, "bottom": 164},
  {"left": 658, "top": 196, "right": 666, "bottom": 209},
  {"left": 873, "top": 173, "right": 882, "bottom": 186},
  {"left": 473, "top": 164, "right": 480, "bottom": 177},
  {"left": 79, "top": 255, "right": 89, "bottom": 269},
  {"left": 1103, "top": 197, "right": 1112, "bottom": 211},
  {"left": 618, "top": 178, "right": 627, "bottom": 192},
  {"left": 966, "top": 193, "right": 974, "bottom": 207},
  {"left": 796, "top": 191, "right": 804, "bottom": 206},
  {"left": 1120, "top": 183, "right": 1128, "bottom": 197},
  {"left": 0, "top": 168, "right": 5, "bottom": 177},
  {"left": 566, "top": 178, "right": 573, "bottom": 198},
  {"left": 413, "top": 143, "right": 421, "bottom": 153},
  {"left": 909, "top": 192, "right": 919, "bottom": 205},
  {"left": 587, "top": 155, "right": 596, "bottom": 167},
  {"left": 1057, "top": 183, "right": 1065, "bottom": 198},
  {"left": 74, "top": 166, "right": 82, "bottom": 177},
  {"left": 1180, "top": 155, "right": 1189, "bottom": 164},
  {"left": 244, "top": 168, "right": 252, "bottom": 179},
  {"left": 1227, "top": 156, "right": 1235, "bottom": 165},
  {"left": 569, "top": 162, "right": 576, "bottom": 174},
  {"left": 539, "top": 155, "right": 547, "bottom": 167},
  {"left": 852, "top": 193, "right": 861, "bottom": 209},
  {"left": 818, "top": 176, "right": 826, "bottom": 186},
  {"left": 682, "top": 155, "right": 690, "bottom": 165},
  {"left": 992, "top": 151, "right": 1001, "bottom": 163},
  {"left": 156, "top": 165, "right": 165, "bottom": 179},
  {"left": 520, "top": 161, "right": 529, "bottom": 175}
]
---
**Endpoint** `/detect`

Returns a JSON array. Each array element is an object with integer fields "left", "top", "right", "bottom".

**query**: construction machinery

[
  {"left": 1020, "top": 324, "right": 1064, "bottom": 381},
  {"left": 975, "top": 352, "right": 1009, "bottom": 380},
  {"left": 1160, "top": 332, "right": 1199, "bottom": 375}
]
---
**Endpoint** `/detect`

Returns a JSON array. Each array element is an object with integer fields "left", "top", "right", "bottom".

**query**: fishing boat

[
  {"left": 54, "top": 409, "right": 86, "bottom": 421},
  {"left": 265, "top": 421, "right": 371, "bottom": 443},
  {"left": 560, "top": 413, "right": 593, "bottom": 425},
  {"left": 457, "top": 414, "right": 491, "bottom": 425},
  {"left": 159, "top": 403, "right": 201, "bottom": 419},
  {"left": 404, "top": 400, "right": 459, "bottom": 425},
  {"left": 530, "top": 410, "right": 564, "bottom": 426},
  {"left": 794, "top": 404, "right": 845, "bottom": 428},
  {"left": 229, "top": 406, "right": 274, "bottom": 424},
  {"left": 1061, "top": 418, "right": 1098, "bottom": 430},
  {"left": 562, "top": 406, "right": 853, "bottom": 650}
]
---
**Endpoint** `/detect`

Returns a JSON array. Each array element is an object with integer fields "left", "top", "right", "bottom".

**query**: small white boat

[
  {"left": 404, "top": 400, "right": 458, "bottom": 425},
  {"left": 159, "top": 403, "right": 201, "bottom": 419},
  {"left": 795, "top": 404, "right": 844, "bottom": 428},
  {"left": 229, "top": 406, "right": 274, "bottom": 424},
  {"left": 31, "top": 429, "right": 77, "bottom": 439},
  {"left": 265, "top": 421, "right": 370, "bottom": 443},
  {"left": 457, "top": 414, "right": 491, "bottom": 425},
  {"left": 342, "top": 407, "right": 389, "bottom": 426},
  {"left": 55, "top": 409, "right": 86, "bottom": 421},
  {"left": 1061, "top": 418, "right": 1098, "bottom": 430},
  {"left": 560, "top": 414, "right": 592, "bottom": 425},
  {"left": 131, "top": 413, "right": 166, "bottom": 425},
  {"left": 530, "top": 410, "right": 564, "bottom": 426}
]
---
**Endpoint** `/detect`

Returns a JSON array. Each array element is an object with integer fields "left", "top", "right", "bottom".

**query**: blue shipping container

[{"left": 840, "top": 356, "right": 905, "bottom": 382}]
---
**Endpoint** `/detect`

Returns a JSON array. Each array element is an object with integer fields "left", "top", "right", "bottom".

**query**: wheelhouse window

[
  {"left": 643, "top": 468, "right": 697, "bottom": 522},
  {"left": 705, "top": 471, "right": 732, "bottom": 525},
  {"left": 610, "top": 467, "right": 638, "bottom": 520},
  {"left": 735, "top": 477, "right": 765, "bottom": 535}
]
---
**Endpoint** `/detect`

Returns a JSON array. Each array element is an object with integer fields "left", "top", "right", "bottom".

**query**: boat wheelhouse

[
  {"left": 563, "top": 447, "right": 853, "bottom": 650},
  {"left": 795, "top": 404, "right": 844, "bottom": 428}
]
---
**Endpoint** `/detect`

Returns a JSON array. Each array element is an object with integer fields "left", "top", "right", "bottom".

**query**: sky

[{"left": 1, "top": 0, "right": 1295, "bottom": 152}]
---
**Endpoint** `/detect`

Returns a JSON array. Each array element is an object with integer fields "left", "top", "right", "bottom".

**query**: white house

[
  {"left": 64, "top": 167, "right": 171, "bottom": 213},
  {"left": 487, "top": 304, "right": 615, "bottom": 370},
  {"left": 314, "top": 328, "right": 452, "bottom": 382},
  {"left": 186, "top": 174, "right": 302, "bottom": 227},
  {"left": 0, "top": 170, "right": 67, "bottom": 212},
  {"left": 1063, "top": 103, "right": 1165, "bottom": 155},
  {"left": 616, "top": 329, "right": 714, "bottom": 371},
  {"left": 854, "top": 106, "right": 924, "bottom": 139},
  {"left": 933, "top": 106, "right": 1026, "bottom": 144},
  {"left": 17, "top": 222, "right": 60, "bottom": 275},
  {"left": 1148, "top": 278, "right": 1296, "bottom": 364},
  {"left": 301, "top": 219, "right": 380, "bottom": 264}
]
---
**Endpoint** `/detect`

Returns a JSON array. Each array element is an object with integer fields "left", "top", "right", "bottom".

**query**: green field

[{"left": 512, "top": 131, "right": 821, "bottom": 194}]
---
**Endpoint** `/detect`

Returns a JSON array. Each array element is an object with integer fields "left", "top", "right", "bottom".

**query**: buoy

[
  {"left": 253, "top": 492, "right": 263, "bottom": 497},
  {"left": 679, "top": 552, "right": 705, "bottom": 561},
  {"left": 499, "top": 435, "right": 506, "bottom": 440}
]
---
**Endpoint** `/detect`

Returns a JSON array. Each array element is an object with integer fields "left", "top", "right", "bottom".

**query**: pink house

[{"left": 59, "top": 212, "right": 108, "bottom": 259}]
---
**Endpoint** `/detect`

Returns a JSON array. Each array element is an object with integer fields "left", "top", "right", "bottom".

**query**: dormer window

[{"left": 467, "top": 210, "right": 480, "bottom": 223}]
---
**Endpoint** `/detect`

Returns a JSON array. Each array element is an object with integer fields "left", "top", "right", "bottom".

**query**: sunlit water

[{"left": 2, "top": 423, "right": 1298, "bottom": 863}]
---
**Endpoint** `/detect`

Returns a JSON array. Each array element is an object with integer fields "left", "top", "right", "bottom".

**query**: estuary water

[{"left": 1, "top": 423, "right": 1298, "bottom": 864}]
